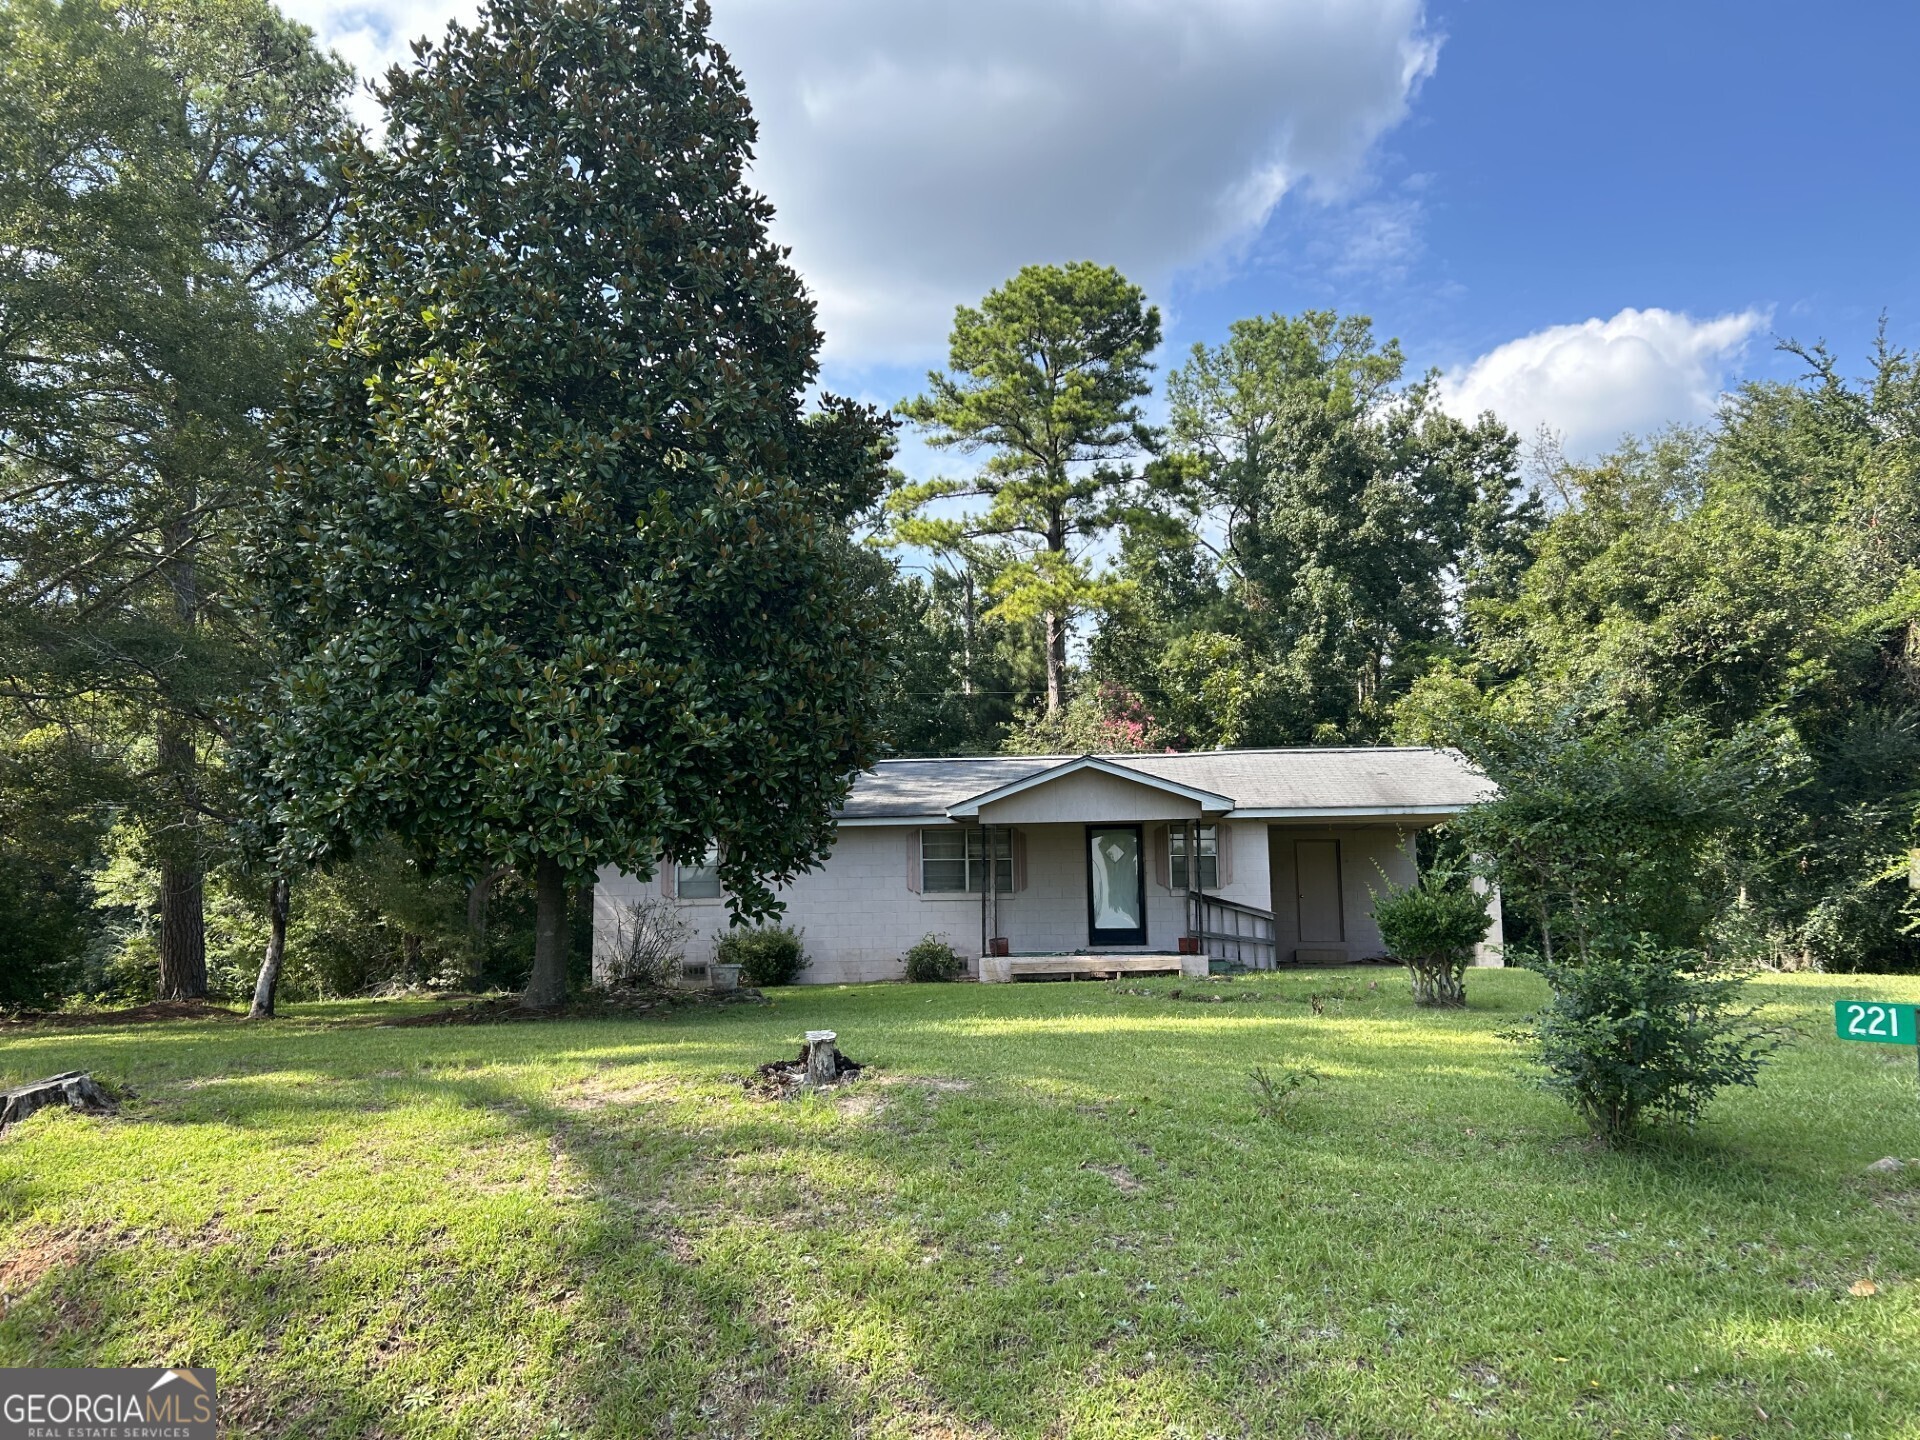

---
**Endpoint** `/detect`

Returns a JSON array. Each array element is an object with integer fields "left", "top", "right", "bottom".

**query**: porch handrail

[{"left": 1186, "top": 892, "right": 1278, "bottom": 970}]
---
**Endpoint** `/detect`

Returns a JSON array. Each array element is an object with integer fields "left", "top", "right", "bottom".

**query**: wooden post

[{"left": 803, "top": 1031, "right": 840, "bottom": 1087}]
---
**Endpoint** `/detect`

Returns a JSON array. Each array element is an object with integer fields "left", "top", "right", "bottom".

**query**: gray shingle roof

[{"left": 837, "top": 747, "right": 1492, "bottom": 820}]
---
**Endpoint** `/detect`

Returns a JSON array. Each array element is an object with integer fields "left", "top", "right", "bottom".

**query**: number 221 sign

[{"left": 1835, "top": 1000, "right": 1919, "bottom": 1046}]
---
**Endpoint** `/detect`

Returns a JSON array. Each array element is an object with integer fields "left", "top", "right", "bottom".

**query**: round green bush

[
  {"left": 1371, "top": 876, "right": 1490, "bottom": 1007},
  {"left": 903, "top": 933, "right": 965, "bottom": 983},
  {"left": 715, "top": 925, "right": 808, "bottom": 987}
]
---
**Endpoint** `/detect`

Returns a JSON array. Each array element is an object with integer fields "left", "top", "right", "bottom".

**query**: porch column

[
  {"left": 1185, "top": 818, "right": 1200, "bottom": 948},
  {"left": 985, "top": 823, "right": 999, "bottom": 951},
  {"left": 1471, "top": 866, "right": 1505, "bottom": 967},
  {"left": 979, "top": 824, "right": 989, "bottom": 957}
]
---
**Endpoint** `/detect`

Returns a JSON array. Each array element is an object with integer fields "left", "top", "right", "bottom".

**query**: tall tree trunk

[
  {"left": 156, "top": 508, "right": 207, "bottom": 999},
  {"left": 961, "top": 569, "right": 975, "bottom": 699},
  {"left": 522, "top": 857, "right": 569, "bottom": 1010},
  {"left": 157, "top": 855, "right": 207, "bottom": 999},
  {"left": 464, "top": 864, "right": 509, "bottom": 988},
  {"left": 1044, "top": 609, "right": 1066, "bottom": 716},
  {"left": 249, "top": 876, "right": 290, "bottom": 1018},
  {"left": 1044, "top": 513, "right": 1068, "bottom": 715}
]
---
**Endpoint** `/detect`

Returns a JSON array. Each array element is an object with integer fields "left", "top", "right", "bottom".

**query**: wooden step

[{"left": 978, "top": 953, "right": 1209, "bottom": 984}]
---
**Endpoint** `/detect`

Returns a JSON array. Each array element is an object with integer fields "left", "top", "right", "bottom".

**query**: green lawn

[{"left": 3, "top": 969, "right": 1919, "bottom": 1439}]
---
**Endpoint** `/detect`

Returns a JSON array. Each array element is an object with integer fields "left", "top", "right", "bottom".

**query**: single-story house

[{"left": 593, "top": 746, "right": 1501, "bottom": 986}]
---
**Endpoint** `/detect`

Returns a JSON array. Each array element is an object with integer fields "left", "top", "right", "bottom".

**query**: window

[
  {"left": 920, "top": 828, "right": 1013, "bottom": 894},
  {"left": 678, "top": 841, "right": 722, "bottom": 899},
  {"left": 1169, "top": 825, "right": 1219, "bottom": 890}
]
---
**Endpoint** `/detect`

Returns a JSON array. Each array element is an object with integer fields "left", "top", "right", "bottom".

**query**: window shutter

[
  {"left": 660, "top": 861, "right": 677, "bottom": 899},
  {"left": 1215, "top": 823, "right": 1234, "bottom": 888},
  {"left": 1012, "top": 829, "right": 1028, "bottom": 891},
  {"left": 905, "top": 830, "right": 922, "bottom": 893},
  {"left": 1153, "top": 825, "right": 1171, "bottom": 889}
]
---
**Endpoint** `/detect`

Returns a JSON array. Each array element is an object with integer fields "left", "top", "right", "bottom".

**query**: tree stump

[
  {"left": 0, "top": 1072, "right": 116, "bottom": 1134},
  {"left": 803, "top": 1031, "right": 841, "bottom": 1088}
]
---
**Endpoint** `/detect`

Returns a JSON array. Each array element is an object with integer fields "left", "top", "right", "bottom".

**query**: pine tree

[
  {"left": 0, "top": 0, "right": 352, "bottom": 998},
  {"left": 891, "top": 263, "right": 1160, "bottom": 715}
]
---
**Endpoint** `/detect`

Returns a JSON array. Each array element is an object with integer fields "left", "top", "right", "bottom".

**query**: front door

[
  {"left": 1295, "top": 839, "right": 1345, "bottom": 943},
  {"left": 1087, "top": 825, "right": 1147, "bottom": 947}
]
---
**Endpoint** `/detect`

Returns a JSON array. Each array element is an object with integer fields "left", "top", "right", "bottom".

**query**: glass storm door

[{"left": 1087, "top": 825, "right": 1147, "bottom": 947}]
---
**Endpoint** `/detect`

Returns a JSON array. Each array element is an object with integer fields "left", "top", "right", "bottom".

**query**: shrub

[
  {"left": 1508, "top": 937, "right": 1785, "bottom": 1144},
  {"left": 903, "top": 933, "right": 966, "bottom": 982},
  {"left": 716, "top": 925, "right": 809, "bottom": 987},
  {"left": 1372, "top": 875, "right": 1491, "bottom": 1007},
  {"left": 603, "top": 899, "right": 689, "bottom": 989}
]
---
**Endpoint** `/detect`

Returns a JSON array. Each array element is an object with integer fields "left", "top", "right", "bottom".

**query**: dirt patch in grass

[
  {"left": 1080, "top": 1162, "right": 1144, "bottom": 1193},
  {"left": 1, "top": 1000, "right": 243, "bottom": 1029},
  {"left": 834, "top": 1089, "right": 887, "bottom": 1119},
  {"left": 0, "top": 1226, "right": 85, "bottom": 1315},
  {"left": 555, "top": 1074, "right": 692, "bottom": 1111},
  {"left": 385, "top": 987, "right": 767, "bottom": 1027},
  {"left": 880, "top": 1075, "right": 972, "bottom": 1094}
]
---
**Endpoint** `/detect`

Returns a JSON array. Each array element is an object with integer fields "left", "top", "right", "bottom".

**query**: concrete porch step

[{"left": 978, "top": 953, "right": 1210, "bottom": 984}]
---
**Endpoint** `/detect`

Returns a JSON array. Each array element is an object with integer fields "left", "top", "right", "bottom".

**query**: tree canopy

[
  {"left": 1087, "top": 311, "right": 1539, "bottom": 747},
  {"left": 1410, "top": 337, "right": 1920, "bottom": 970},
  {"left": 250, "top": 0, "right": 894, "bottom": 1005}
]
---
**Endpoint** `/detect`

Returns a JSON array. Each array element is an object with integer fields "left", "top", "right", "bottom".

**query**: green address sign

[{"left": 1835, "top": 1000, "right": 1918, "bottom": 1046}]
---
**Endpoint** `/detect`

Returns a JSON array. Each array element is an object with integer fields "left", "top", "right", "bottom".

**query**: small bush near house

[
  {"left": 1508, "top": 938, "right": 1785, "bottom": 1145},
  {"left": 1372, "top": 874, "right": 1491, "bottom": 1007},
  {"left": 604, "top": 899, "right": 688, "bottom": 989},
  {"left": 903, "top": 933, "right": 966, "bottom": 982},
  {"left": 716, "top": 925, "right": 809, "bottom": 987}
]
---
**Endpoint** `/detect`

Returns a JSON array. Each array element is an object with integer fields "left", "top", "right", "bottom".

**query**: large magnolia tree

[{"left": 253, "top": 0, "right": 893, "bottom": 1007}]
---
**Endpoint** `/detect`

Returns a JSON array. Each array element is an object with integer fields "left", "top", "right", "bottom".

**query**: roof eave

[{"left": 1227, "top": 803, "right": 1477, "bottom": 819}]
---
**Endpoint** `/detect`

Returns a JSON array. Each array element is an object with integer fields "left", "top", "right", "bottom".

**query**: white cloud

[
  {"left": 281, "top": 0, "right": 1441, "bottom": 366},
  {"left": 1437, "top": 307, "right": 1768, "bottom": 457},
  {"left": 281, "top": 0, "right": 480, "bottom": 128}
]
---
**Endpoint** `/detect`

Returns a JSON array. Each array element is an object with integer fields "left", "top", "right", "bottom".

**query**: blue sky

[
  {"left": 1233, "top": 2, "right": 1920, "bottom": 412},
  {"left": 288, "top": 0, "right": 1919, "bottom": 461}
]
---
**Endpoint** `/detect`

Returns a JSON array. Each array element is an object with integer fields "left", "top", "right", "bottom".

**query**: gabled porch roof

[{"left": 945, "top": 754, "right": 1234, "bottom": 821}]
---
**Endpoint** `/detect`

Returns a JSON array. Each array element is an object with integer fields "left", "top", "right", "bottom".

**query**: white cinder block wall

[
  {"left": 1265, "top": 825, "right": 1419, "bottom": 961},
  {"left": 596, "top": 827, "right": 961, "bottom": 986},
  {"left": 594, "top": 819, "right": 1275, "bottom": 986}
]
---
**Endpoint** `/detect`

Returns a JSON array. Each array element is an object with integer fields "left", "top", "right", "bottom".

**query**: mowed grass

[{"left": 3, "top": 969, "right": 1920, "bottom": 1439}]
